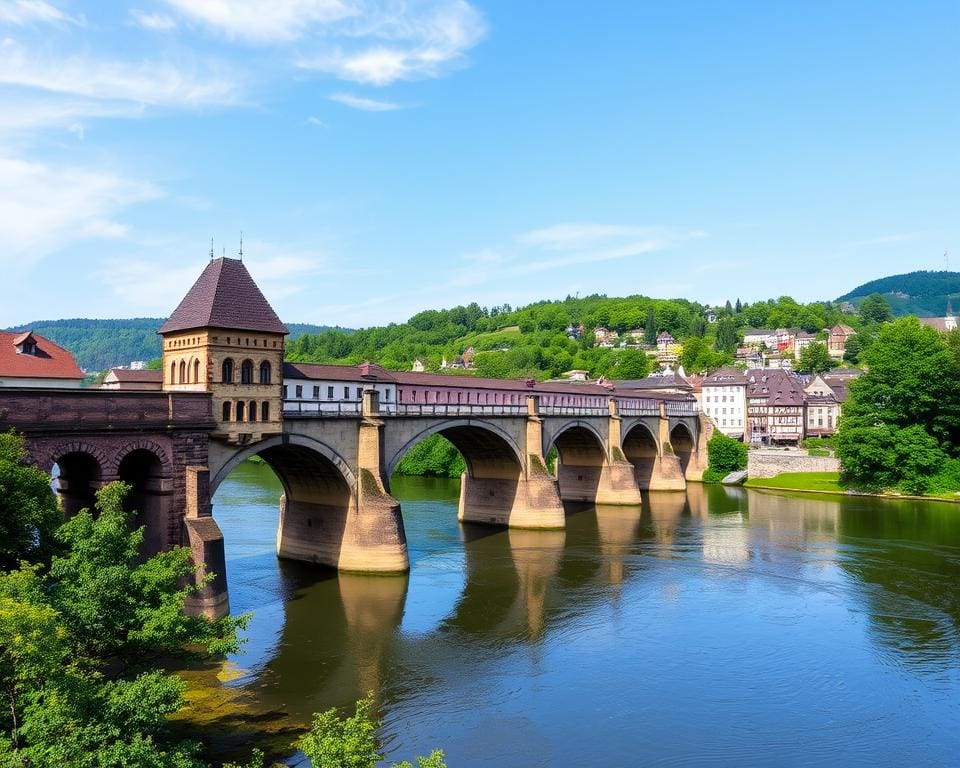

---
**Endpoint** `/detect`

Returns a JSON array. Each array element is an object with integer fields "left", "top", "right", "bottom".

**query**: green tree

[
  {"left": 714, "top": 318, "right": 738, "bottom": 354},
  {"left": 0, "top": 432, "right": 61, "bottom": 571},
  {"left": 797, "top": 342, "right": 833, "bottom": 373},
  {"left": 704, "top": 431, "right": 747, "bottom": 481},
  {"left": 643, "top": 309, "right": 656, "bottom": 345},
  {"left": 859, "top": 293, "right": 892, "bottom": 324}
]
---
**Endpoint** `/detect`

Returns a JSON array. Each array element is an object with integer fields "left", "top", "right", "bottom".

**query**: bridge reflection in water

[{"left": 202, "top": 467, "right": 960, "bottom": 767}]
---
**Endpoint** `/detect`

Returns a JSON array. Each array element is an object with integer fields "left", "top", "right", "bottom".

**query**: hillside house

[{"left": 0, "top": 331, "right": 84, "bottom": 388}]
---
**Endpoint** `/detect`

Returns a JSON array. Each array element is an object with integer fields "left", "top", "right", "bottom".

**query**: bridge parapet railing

[
  {"left": 614, "top": 399, "right": 660, "bottom": 416},
  {"left": 391, "top": 404, "right": 527, "bottom": 417},
  {"left": 665, "top": 401, "right": 699, "bottom": 417},
  {"left": 282, "top": 400, "right": 364, "bottom": 417},
  {"left": 538, "top": 405, "right": 609, "bottom": 417}
]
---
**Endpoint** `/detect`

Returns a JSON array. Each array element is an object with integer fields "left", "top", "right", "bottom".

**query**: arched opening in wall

[
  {"left": 670, "top": 424, "right": 695, "bottom": 476},
  {"left": 169, "top": 361, "right": 176, "bottom": 385},
  {"left": 388, "top": 433, "right": 466, "bottom": 509},
  {"left": 117, "top": 449, "right": 167, "bottom": 556},
  {"left": 52, "top": 451, "right": 101, "bottom": 518},
  {"left": 193, "top": 358, "right": 200, "bottom": 383},
  {"left": 551, "top": 425, "right": 607, "bottom": 503},
  {"left": 222, "top": 358, "right": 234, "bottom": 384},
  {"left": 179, "top": 360, "right": 186, "bottom": 383},
  {"left": 387, "top": 423, "right": 524, "bottom": 528},
  {"left": 241, "top": 359, "right": 254, "bottom": 385},
  {"left": 236, "top": 401, "right": 246, "bottom": 421},
  {"left": 222, "top": 401, "right": 232, "bottom": 421},
  {"left": 622, "top": 423, "right": 659, "bottom": 490}
]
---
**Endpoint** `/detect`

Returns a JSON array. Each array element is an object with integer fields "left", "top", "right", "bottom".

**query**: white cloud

[
  {"left": 0, "top": 38, "right": 239, "bottom": 107},
  {"left": 130, "top": 9, "right": 177, "bottom": 31},
  {"left": 0, "top": 0, "right": 75, "bottom": 26},
  {"left": 305, "top": 115, "right": 326, "bottom": 126},
  {"left": 297, "top": 1, "right": 485, "bottom": 85},
  {"left": 0, "top": 156, "right": 159, "bottom": 266},
  {"left": 328, "top": 91, "right": 400, "bottom": 111},
  {"left": 161, "top": 0, "right": 355, "bottom": 43}
]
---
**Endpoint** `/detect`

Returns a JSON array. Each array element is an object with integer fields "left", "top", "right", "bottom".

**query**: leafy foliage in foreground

[
  {"left": 0, "top": 437, "right": 246, "bottom": 768},
  {"left": 0, "top": 432, "right": 61, "bottom": 571},
  {"left": 394, "top": 435, "right": 465, "bottom": 479},
  {"left": 837, "top": 318, "right": 960, "bottom": 494},
  {"left": 703, "top": 431, "right": 748, "bottom": 483}
]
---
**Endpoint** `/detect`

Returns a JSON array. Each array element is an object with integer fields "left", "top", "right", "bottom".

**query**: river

[{"left": 200, "top": 461, "right": 960, "bottom": 766}]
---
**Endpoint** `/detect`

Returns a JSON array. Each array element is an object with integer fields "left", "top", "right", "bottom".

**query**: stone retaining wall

[{"left": 747, "top": 450, "right": 839, "bottom": 479}]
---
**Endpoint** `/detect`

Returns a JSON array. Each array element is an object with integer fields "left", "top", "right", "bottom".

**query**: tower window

[
  {"left": 236, "top": 401, "right": 245, "bottom": 421},
  {"left": 261, "top": 401, "right": 270, "bottom": 421},
  {"left": 259, "top": 361, "right": 272, "bottom": 384},
  {"left": 241, "top": 360, "right": 254, "bottom": 384},
  {"left": 222, "top": 401, "right": 232, "bottom": 421},
  {"left": 222, "top": 358, "right": 234, "bottom": 384},
  {"left": 249, "top": 401, "right": 257, "bottom": 421}
]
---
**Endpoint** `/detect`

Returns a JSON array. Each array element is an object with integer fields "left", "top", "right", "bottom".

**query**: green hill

[
  {"left": 838, "top": 270, "right": 960, "bottom": 317},
  {"left": 6, "top": 318, "right": 346, "bottom": 372}
]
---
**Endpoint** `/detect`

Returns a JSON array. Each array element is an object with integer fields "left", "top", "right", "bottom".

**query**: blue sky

[{"left": 1, "top": 0, "right": 957, "bottom": 328}]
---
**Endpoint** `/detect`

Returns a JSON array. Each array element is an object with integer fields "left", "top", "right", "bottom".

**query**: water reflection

[{"left": 209, "top": 467, "right": 960, "bottom": 766}]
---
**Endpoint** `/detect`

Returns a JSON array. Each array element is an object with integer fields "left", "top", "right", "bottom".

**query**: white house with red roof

[{"left": 0, "top": 331, "right": 84, "bottom": 388}]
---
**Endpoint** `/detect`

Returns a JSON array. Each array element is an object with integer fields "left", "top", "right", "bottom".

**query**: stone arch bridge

[{"left": 1, "top": 387, "right": 708, "bottom": 616}]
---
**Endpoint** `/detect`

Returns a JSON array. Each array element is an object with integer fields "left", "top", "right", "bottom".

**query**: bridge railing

[
  {"left": 538, "top": 405, "right": 608, "bottom": 417},
  {"left": 665, "top": 401, "right": 699, "bottom": 417},
  {"left": 391, "top": 403, "right": 527, "bottom": 417},
  {"left": 282, "top": 400, "right": 364, "bottom": 417},
  {"left": 614, "top": 399, "right": 660, "bottom": 416}
]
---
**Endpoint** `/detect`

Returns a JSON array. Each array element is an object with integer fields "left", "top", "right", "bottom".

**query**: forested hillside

[
  {"left": 6, "top": 318, "right": 342, "bottom": 372},
  {"left": 837, "top": 270, "right": 960, "bottom": 317},
  {"left": 287, "top": 294, "right": 857, "bottom": 380}
]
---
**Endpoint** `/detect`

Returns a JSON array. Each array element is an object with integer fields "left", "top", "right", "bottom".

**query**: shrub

[{"left": 706, "top": 431, "right": 747, "bottom": 479}]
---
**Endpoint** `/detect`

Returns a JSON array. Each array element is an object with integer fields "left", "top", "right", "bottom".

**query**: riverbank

[{"left": 743, "top": 471, "right": 960, "bottom": 504}]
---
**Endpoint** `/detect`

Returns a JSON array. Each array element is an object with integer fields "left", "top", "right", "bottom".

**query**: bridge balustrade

[
  {"left": 392, "top": 403, "right": 527, "bottom": 417},
  {"left": 538, "top": 405, "right": 608, "bottom": 417},
  {"left": 665, "top": 401, "right": 699, "bottom": 416},
  {"left": 282, "top": 400, "right": 365, "bottom": 417},
  {"left": 614, "top": 399, "right": 660, "bottom": 416}
]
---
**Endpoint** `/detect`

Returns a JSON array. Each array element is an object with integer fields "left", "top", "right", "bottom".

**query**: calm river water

[{"left": 206, "top": 462, "right": 960, "bottom": 767}]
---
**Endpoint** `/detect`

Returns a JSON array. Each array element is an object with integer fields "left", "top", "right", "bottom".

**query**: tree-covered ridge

[
  {"left": 286, "top": 293, "right": 859, "bottom": 379},
  {"left": 837, "top": 270, "right": 960, "bottom": 317},
  {"left": 5, "top": 319, "right": 345, "bottom": 373}
]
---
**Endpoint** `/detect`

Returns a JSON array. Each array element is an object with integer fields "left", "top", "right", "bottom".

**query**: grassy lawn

[{"left": 745, "top": 472, "right": 845, "bottom": 493}]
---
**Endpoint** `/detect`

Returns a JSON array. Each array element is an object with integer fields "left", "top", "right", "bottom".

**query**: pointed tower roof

[{"left": 159, "top": 257, "right": 288, "bottom": 335}]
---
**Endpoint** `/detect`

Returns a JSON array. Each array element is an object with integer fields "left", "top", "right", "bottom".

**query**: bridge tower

[{"left": 159, "top": 256, "right": 287, "bottom": 442}]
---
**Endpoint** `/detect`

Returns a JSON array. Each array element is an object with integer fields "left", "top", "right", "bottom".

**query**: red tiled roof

[
  {"left": 0, "top": 331, "right": 84, "bottom": 380},
  {"left": 284, "top": 362, "right": 397, "bottom": 383},
  {"left": 159, "top": 257, "right": 288, "bottom": 335},
  {"left": 106, "top": 368, "right": 163, "bottom": 382}
]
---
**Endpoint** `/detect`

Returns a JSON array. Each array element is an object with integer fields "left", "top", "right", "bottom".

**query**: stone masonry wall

[{"left": 747, "top": 449, "right": 840, "bottom": 479}]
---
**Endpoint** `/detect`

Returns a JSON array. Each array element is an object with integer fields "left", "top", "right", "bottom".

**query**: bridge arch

[
  {"left": 545, "top": 421, "right": 609, "bottom": 504},
  {"left": 117, "top": 447, "right": 168, "bottom": 555},
  {"left": 384, "top": 419, "right": 524, "bottom": 481},
  {"left": 621, "top": 421, "right": 660, "bottom": 490},
  {"left": 670, "top": 422, "right": 696, "bottom": 477}
]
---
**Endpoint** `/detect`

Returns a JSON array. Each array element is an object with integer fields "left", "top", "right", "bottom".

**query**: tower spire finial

[
  {"left": 210, "top": 237, "right": 214, "bottom": 260},
  {"left": 239, "top": 231, "right": 243, "bottom": 261}
]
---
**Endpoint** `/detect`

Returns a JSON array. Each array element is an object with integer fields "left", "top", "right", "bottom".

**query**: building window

[
  {"left": 259, "top": 361, "right": 272, "bottom": 384},
  {"left": 222, "top": 401, "right": 231, "bottom": 421},
  {"left": 411, "top": 390, "right": 417, "bottom": 402},
  {"left": 261, "top": 401, "right": 270, "bottom": 421},
  {"left": 236, "top": 401, "right": 246, "bottom": 421},
  {"left": 343, "top": 386, "right": 349, "bottom": 399},
  {"left": 222, "top": 358, "right": 234, "bottom": 384},
  {"left": 178, "top": 360, "right": 186, "bottom": 383},
  {"left": 249, "top": 401, "right": 257, "bottom": 421},
  {"left": 193, "top": 358, "right": 200, "bottom": 383},
  {"left": 327, "top": 386, "right": 334, "bottom": 399},
  {"left": 295, "top": 385, "right": 303, "bottom": 398},
  {"left": 357, "top": 387, "right": 362, "bottom": 399},
  {"left": 241, "top": 359, "right": 254, "bottom": 384},
  {"left": 313, "top": 386, "right": 320, "bottom": 399},
  {"left": 170, "top": 361, "right": 176, "bottom": 384},
  {"left": 384, "top": 390, "right": 390, "bottom": 401}
]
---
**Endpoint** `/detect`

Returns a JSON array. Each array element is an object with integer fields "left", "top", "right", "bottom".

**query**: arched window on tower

[
  {"left": 193, "top": 358, "right": 200, "bottom": 383},
  {"left": 178, "top": 360, "right": 186, "bottom": 383},
  {"left": 241, "top": 360, "right": 254, "bottom": 384},
  {"left": 261, "top": 401, "right": 270, "bottom": 421},
  {"left": 222, "top": 358, "right": 234, "bottom": 384},
  {"left": 170, "top": 361, "right": 176, "bottom": 384},
  {"left": 259, "top": 361, "right": 272, "bottom": 384},
  {"left": 236, "top": 401, "right": 245, "bottom": 421},
  {"left": 248, "top": 400, "right": 257, "bottom": 421},
  {"left": 222, "top": 401, "right": 232, "bottom": 421}
]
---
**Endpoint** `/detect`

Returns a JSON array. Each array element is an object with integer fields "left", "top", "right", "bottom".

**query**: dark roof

[
  {"left": 614, "top": 373, "right": 693, "bottom": 393},
  {"left": 159, "top": 257, "right": 288, "bottom": 335},
  {"left": 746, "top": 369, "right": 805, "bottom": 407},
  {"left": 703, "top": 367, "right": 748, "bottom": 386},
  {"left": 0, "top": 331, "right": 84, "bottom": 380},
  {"left": 106, "top": 368, "right": 163, "bottom": 382},
  {"left": 284, "top": 361, "right": 397, "bottom": 383}
]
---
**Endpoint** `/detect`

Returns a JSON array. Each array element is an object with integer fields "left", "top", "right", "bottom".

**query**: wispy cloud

[
  {"left": 0, "top": 38, "right": 240, "bottom": 107},
  {"left": 129, "top": 9, "right": 177, "bottom": 31},
  {"left": 0, "top": 0, "right": 79, "bottom": 26},
  {"left": 0, "top": 156, "right": 160, "bottom": 267},
  {"left": 305, "top": 115, "right": 326, "bottom": 126},
  {"left": 329, "top": 91, "right": 401, "bottom": 111}
]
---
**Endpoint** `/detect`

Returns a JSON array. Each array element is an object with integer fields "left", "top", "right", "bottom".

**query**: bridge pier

[{"left": 182, "top": 466, "right": 230, "bottom": 618}]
